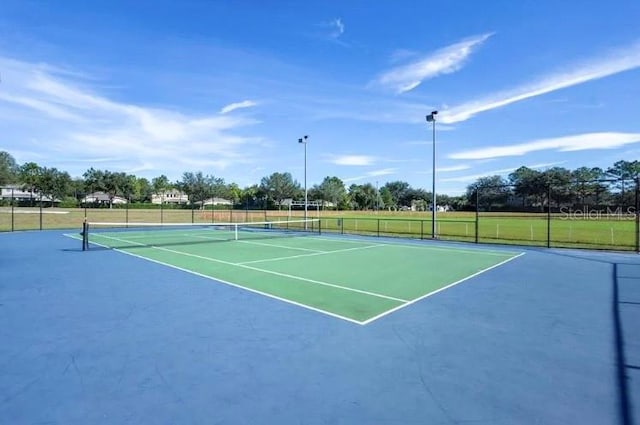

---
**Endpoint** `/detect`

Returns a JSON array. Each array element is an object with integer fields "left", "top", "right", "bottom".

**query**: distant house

[
  {"left": 81, "top": 192, "right": 128, "bottom": 205},
  {"left": 0, "top": 185, "right": 58, "bottom": 203},
  {"left": 151, "top": 189, "right": 189, "bottom": 205}
]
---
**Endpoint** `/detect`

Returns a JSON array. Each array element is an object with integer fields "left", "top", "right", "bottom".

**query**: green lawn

[{"left": 2, "top": 206, "right": 637, "bottom": 251}]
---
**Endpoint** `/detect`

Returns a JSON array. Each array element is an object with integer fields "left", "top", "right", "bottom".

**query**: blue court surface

[{"left": 1, "top": 230, "right": 639, "bottom": 424}]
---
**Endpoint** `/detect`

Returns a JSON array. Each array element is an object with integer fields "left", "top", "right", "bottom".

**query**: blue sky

[{"left": 1, "top": 0, "right": 639, "bottom": 195}]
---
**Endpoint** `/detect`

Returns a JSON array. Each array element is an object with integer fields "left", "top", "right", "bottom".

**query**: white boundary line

[
  {"left": 308, "top": 235, "right": 520, "bottom": 256},
  {"left": 63, "top": 234, "right": 364, "bottom": 325},
  {"left": 359, "top": 252, "right": 527, "bottom": 325},
  {"left": 64, "top": 233, "right": 526, "bottom": 325},
  {"left": 237, "top": 244, "right": 384, "bottom": 265},
  {"left": 92, "top": 233, "right": 408, "bottom": 303}
]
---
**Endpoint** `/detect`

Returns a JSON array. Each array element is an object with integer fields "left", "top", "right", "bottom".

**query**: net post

[
  {"left": 234, "top": 223, "right": 239, "bottom": 241},
  {"left": 318, "top": 218, "right": 322, "bottom": 235},
  {"left": 82, "top": 218, "right": 88, "bottom": 251}
]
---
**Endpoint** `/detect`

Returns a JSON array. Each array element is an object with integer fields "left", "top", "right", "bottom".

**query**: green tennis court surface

[{"left": 74, "top": 225, "right": 523, "bottom": 324}]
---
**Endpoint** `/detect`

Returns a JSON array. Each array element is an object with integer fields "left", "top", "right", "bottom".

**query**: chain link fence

[{"left": 2, "top": 179, "right": 639, "bottom": 252}]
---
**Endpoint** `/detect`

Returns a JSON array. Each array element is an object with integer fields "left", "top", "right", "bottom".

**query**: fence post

[
  {"left": 636, "top": 177, "right": 639, "bottom": 253},
  {"left": 39, "top": 194, "right": 43, "bottom": 230},
  {"left": 421, "top": 220, "right": 424, "bottom": 240},
  {"left": 11, "top": 188, "right": 15, "bottom": 232},
  {"left": 160, "top": 196, "right": 164, "bottom": 225},
  {"left": 377, "top": 219, "right": 380, "bottom": 237},
  {"left": 547, "top": 185, "right": 552, "bottom": 248},
  {"left": 474, "top": 190, "right": 479, "bottom": 244}
]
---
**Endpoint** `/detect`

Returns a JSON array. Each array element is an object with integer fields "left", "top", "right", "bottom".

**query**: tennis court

[
  {"left": 71, "top": 219, "right": 522, "bottom": 324},
  {"left": 3, "top": 226, "right": 639, "bottom": 424}
]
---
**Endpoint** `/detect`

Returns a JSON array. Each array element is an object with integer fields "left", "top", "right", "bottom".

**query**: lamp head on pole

[
  {"left": 298, "top": 135, "right": 309, "bottom": 144},
  {"left": 426, "top": 110, "right": 438, "bottom": 122}
]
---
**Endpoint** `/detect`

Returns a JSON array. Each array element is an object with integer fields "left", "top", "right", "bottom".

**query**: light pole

[
  {"left": 298, "top": 135, "right": 309, "bottom": 228},
  {"left": 426, "top": 111, "right": 438, "bottom": 239}
]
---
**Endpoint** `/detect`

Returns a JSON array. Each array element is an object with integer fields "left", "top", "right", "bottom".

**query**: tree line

[
  {"left": 467, "top": 161, "right": 640, "bottom": 211},
  {"left": 0, "top": 150, "right": 446, "bottom": 210},
  {"left": 0, "top": 150, "right": 638, "bottom": 210}
]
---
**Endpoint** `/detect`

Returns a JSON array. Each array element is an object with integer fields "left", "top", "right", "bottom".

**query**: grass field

[{"left": 1, "top": 206, "right": 638, "bottom": 251}]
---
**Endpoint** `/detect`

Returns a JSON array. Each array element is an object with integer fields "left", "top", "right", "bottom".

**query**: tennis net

[{"left": 81, "top": 218, "right": 321, "bottom": 250}]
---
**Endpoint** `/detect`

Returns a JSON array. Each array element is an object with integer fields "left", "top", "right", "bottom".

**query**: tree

[
  {"left": 607, "top": 160, "right": 640, "bottom": 180},
  {"left": 542, "top": 167, "right": 572, "bottom": 207},
  {"left": 152, "top": 175, "right": 171, "bottom": 203},
  {"left": 227, "top": 183, "right": 242, "bottom": 205},
  {"left": 383, "top": 181, "right": 411, "bottom": 208},
  {"left": 606, "top": 160, "right": 640, "bottom": 205},
  {"left": 103, "top": 171, "right": 131, "bottom": 207},
  {"left": 36, "top": 167, "right": 72, "bottom": 204},
  {"left": 0, "top": 151, "right": 18, "bottom": 186},
  {"left": 134, "top": 177, "right": 153, "bottom": 203},
  {"left": 18, "top": 162, "right": 43, "bottom": 206},
  {"left": 209, "top": 177, "right": 227, "bottom": 199},
  {"left": 316, "top": 176, "right": 347, "bottom": 209},
  {"left": 348, "top": 183, "right": 377, "bottom": 210},
  {"left": 379, "top": 187, "right": 393, "bottom": 210},
  {"left": 177, "top": 171, "right": 212, "bottom": 206},
  {"left": 241, "top": 184, "right": 260, "bottom": 209},
  {"left": 571, "top": 167, "right": 605, "bottom": 204},
  {"left": 509, "top": 166, "right": 546, "bottom": 210},
  {"left": 402, "top": 188, "right": 430, "bottom": 210},
  {"left": 71, "top": 177, "right": 88, "bottom": 202},
  {"left": 83, "top": 168, "right": 131, "bottom": 208},
  {"left": 259, "top": 172, "right": 301, "bottom": 209},
  {"left": 83, "top": 168, "right": 106, "bottom": 194},
  {"left": 467, "top": 175, "right": 511, "bottom": 211}
]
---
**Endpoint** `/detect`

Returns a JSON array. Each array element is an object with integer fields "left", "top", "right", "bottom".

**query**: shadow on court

[
  {"left": 540, "top": 248, "right": 640, "bottom": 425},
  {"left": 613, "top": 262, "right": 640, "bottom": 425}
]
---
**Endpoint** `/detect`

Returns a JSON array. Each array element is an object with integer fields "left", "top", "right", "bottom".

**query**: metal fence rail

[{"left": 2, "top": 178, "right": 639, "bottom": 252}]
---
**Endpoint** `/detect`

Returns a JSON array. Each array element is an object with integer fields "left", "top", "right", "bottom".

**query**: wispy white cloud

[
  {"left": 343, "top": 168, "right": 397, "bottom": 183},
  {"left": 526, "top": 161, "right": 568, "bottom": 169},
  {"left": 440, "top": 167, "right": 518, "bottom": 183},
  {"left": 437, "top": 165, "right": 471, "bottom": 172},
  {"left": 0, "top": 92, "right": 83, "bottom": 121},
  {"left": 220, "top": 100, "right": 258, "bottom": 114},
  {"left": 449, "top": 132, "right": 640, "bottom": 160},
  {"left": 331, "top": 155, "right": 376, "bottom": 166},
  {"left": 374, "top": 33, "right": 493, "bottom": 94},
  {"left": 315, "top": 18, "right": 346, "bottom": 44},
  {"left": 440, "top": 162, "right": 564, "bottom": 183},
  {"left": 389, "top": 49, "right": 419, "bottom": 64},
  {"left": 329, "top": 18, "right": 345, "bottom": 40},
  {"left": 0, "top": 56, "right": 260, "bottom": 178},
  {"left": 440, "top": 40, "right": 640, "bottom": 123}
]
